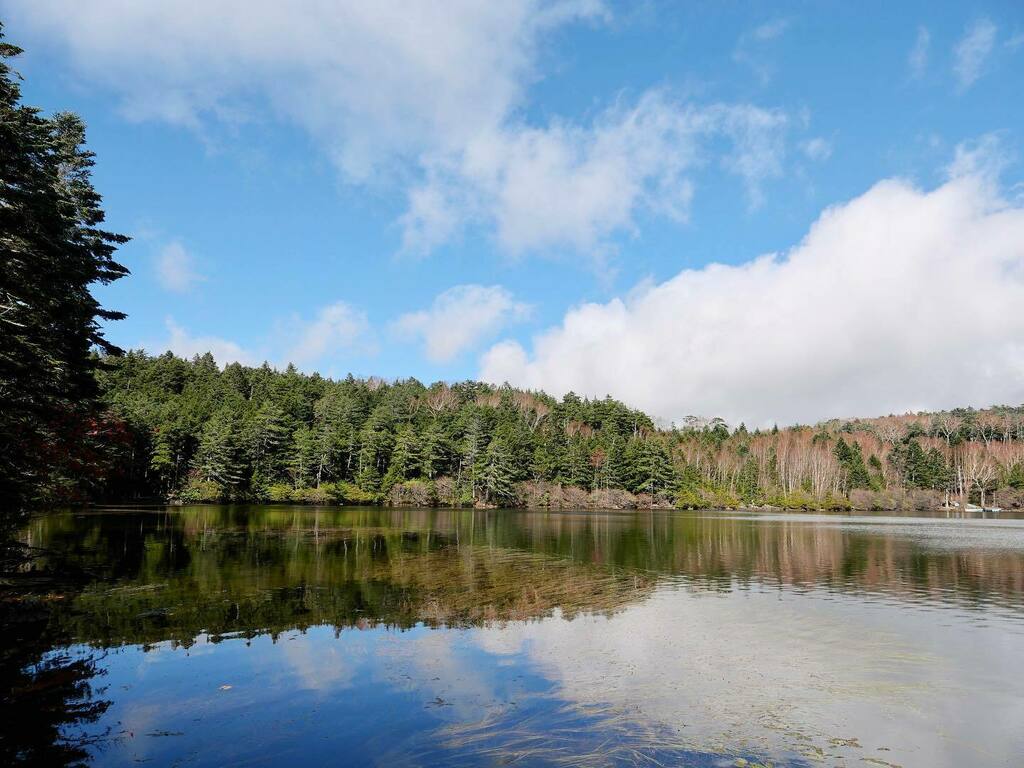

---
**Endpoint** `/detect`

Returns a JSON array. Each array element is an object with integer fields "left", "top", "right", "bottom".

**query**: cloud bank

[{"left": 480, "top": 170, "right": 1024, "bottom": 427}]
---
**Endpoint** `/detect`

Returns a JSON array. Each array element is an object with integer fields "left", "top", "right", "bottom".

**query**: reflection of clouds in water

[
  {"left": 281, "top": 632, "right": 355, "bottom": 692},
  {"left": 374, "top": 629, "right": 526, "bottom": 724},
  {"left": 735, "top": 513, "right": 1024, "bottom": 553},
  {"left": 473, "top": 585, "right": 1024, "bottom": 767},
  {"left": 841, "top": 521, "right": 1024, "bottom": 553}
]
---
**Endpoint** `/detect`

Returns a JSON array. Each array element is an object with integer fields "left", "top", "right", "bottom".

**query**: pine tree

[
  {"left": 461, "top": 415, "right": 486, "bottom": 497},
  {"left": 243, "top": 400, "right": 288, "bottom": 490},
  {"left": 419, "top": 421, "right": 447, "bottom": 479},
  {"left": 564, "top": 436, "right": 592, "bottom": 489},
  {"left": 1, "top": 29, "right": 128, "bottom": 513},
  {"left": 627, "top": 438, "right": 674, "bottom": 495},
  {"left": 834, "top": 437, "right": 871, "bottom": 489},
  {"left": 603, "top": 435, "right": 628, "bottom": 489},
  {"left": 383, "top": 426, "right": 420, "bottom": 490},
  {"left": 357, "top": 405, "right": 394, "bottom": 488},
  {"left": 149, "top": 431, "right": 176, "bottom": 497},
  {"left": 289, "top": 425, "right": 317, "bottom": 490},
  {"left": 192, "top": 410, "right": 243, "bottom": 494},
  {"left": 481, "top": 438, "right": 516, "bottom": 503},
  {"left": 530, "top": 430, "right": 562, "bottom": 482}
]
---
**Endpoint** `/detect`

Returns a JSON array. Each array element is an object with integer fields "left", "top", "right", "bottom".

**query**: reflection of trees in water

[
  {"left": 1, "top": 581, "right": 111, "bottom": 766},
  {"left": 27, "top": 509, "right": 657, "bottom": 649},
  {"left": 21, "top": 506, "right": 1024, "bottom": 654},
  {"left": 639, "top": 514, "right": 1024, "bottom": 610}
]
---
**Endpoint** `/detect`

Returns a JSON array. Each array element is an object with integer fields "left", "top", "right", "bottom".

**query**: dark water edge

[{"left": 3, "top": 505, "right": 1024, "bottom": 767}]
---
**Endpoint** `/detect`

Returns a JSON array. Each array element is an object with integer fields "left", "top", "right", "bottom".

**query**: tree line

[
  {"left": 86, "top": 351, "right": 1024, "bottom": 511},
  {"left": 93, "top": 350, "right": 669, "bottom": 507}
]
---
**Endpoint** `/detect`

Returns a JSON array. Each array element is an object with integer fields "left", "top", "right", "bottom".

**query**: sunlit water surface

[{"left": 8, "top": 506, "right": 1024, "bottom": 767}]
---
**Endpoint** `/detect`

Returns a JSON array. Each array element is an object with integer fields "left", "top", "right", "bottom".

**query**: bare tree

[
  {"left": 874, "top": 417, "right": 904, "bottom": 446},
  {"left": 932, "top": 413, "right": 963, "bottom": 446},
  {"left": 424, "top": 384, "right": 458, "bottom": 415},
  {"left": 958, "top": 443, "right": 997, "bottom": 508}
]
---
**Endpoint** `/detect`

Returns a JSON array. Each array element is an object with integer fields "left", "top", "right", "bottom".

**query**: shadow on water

[
  {"left": 3, "top": 505, "right": 1023, "bottom": 765},
  {"left": 1, "top": 545, "right": 111, "bottom": 767}
]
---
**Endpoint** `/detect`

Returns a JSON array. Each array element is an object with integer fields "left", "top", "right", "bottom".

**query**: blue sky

[{"left": 4, "top": 1, "right": 1024, "bottom": 425}]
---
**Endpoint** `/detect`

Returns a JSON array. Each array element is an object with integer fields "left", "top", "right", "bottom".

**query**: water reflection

[{"left": 5, "top": 506, "right": 1024, "bottom": 766}]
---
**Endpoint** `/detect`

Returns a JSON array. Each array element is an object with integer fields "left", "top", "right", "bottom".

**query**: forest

[{"left": 73, "top": 350, "right": 1024, "bottom": 512}]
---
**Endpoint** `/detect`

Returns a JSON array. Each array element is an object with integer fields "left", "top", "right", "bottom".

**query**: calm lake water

[{"left": 7, "top": 506, "right": 1024, "bottom": 767}]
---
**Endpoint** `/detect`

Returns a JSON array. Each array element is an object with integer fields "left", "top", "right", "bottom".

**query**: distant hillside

[{"left": 66, "top": 351, "right": 1024, "bottom": 512}]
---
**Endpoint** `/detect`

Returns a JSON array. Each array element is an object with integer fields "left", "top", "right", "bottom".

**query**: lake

[{"left": 6, "top": 506, "right": 1024, "bottom": 767}]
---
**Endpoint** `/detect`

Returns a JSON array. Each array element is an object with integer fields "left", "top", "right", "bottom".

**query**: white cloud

[
  {"left": 393, "top": 284, "right": 531, "bottom": 363},
  {"left": 155, "top": 240, "right": 204, "bottom": 292},
  {"left": 284, "top": 301, "right": 373, "bottom": 364},
  {"left": 954, "top": 18, "right": 998, "bottom": 90},
  {"left": 750, "top": 19, "right": 790, "bottom": 42},
  {"left": 155, "top": 301, "right": 372, "bottom": 369},
  {"left": 946, "top": 133, "right": 1012, "bottom": 181},
  {"left": 161, "top": 317, "right": 257, "bottom": 367},
  {"left": 800, "top": 137, "right": 832, "bottom": 162},
  {"left": 733, "top": 18, "right": 790, "bottom": 85},
  {"left": 908, "top": 26, "right": 930, "bottom": 79},
  {"left": 4, "top": 1, "right": 606, "bottom": 177},
  {"left": 403, "top": 96, "right": 789, "bottom": 256},
  {"left": 9, "top": 1, "right": 791, "bottom": 260},
  {"left": 480, "top": 169, "right": 1024, "bottom": 427}
]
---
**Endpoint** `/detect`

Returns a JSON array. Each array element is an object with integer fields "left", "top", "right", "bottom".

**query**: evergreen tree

[
  {"left": 149, "top": 432, "right": 176, "bottom": 496},
  {"left": 481, "top": 438, "right": 516, "bottom": 503},
  {"left": 626, "top": 438, "right": 674, "bottom": 495},
  {"left": 419, "top": 421, "right": 447, "bottom": 479},
  {"left": 461, "top": 414, "right": 486, "bottom": 497},
  {"left": 0, "top": 29, "right": 128, "bottom": 513},
  {"left": 603, "top": 435, "right": 628, "bottom": 490},
  {"left": 289, "top": 425, "right": 317, "bottom": 490},
  {"left": 382, "top": 426, "right": 420, "bottom": 490},
  {"left": 192, "top": 410, "right": 243, "bottom": 495},
  {"left": 564, "top": 435, "right": 592, "bottom": 489},
  {"left": 242, "top": 400, "right": 288, "bottom": 490},
  {"left": 834, "top": 437, "right": 871, "bottom": 489}
]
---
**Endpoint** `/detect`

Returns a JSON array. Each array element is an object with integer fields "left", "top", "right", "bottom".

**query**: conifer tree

[
  {"left": 482, "top": 438, "right": 516, "bottom": 503},
  {"left": 383, "top": 426, "right": 420, "bottom": 490},
  {"left": 1, "top": 28, "right": 128, "bottom": 513},
  {"left": 243, "top": 400, "right": 288, "bottom": 489},
  {"left": 419, "top": 422, "right": 447, "bottom": 479},
  {"left": 193, "top": 410, "right": 243, "bottom": 494},
  {"left": 289, "top": 425, "right": 317, "bottom": 490}
]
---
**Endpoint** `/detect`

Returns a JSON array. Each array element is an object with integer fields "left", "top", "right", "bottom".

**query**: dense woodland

[{"left": 85, "top": 351, "right": 1024, "bottom": 512}]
